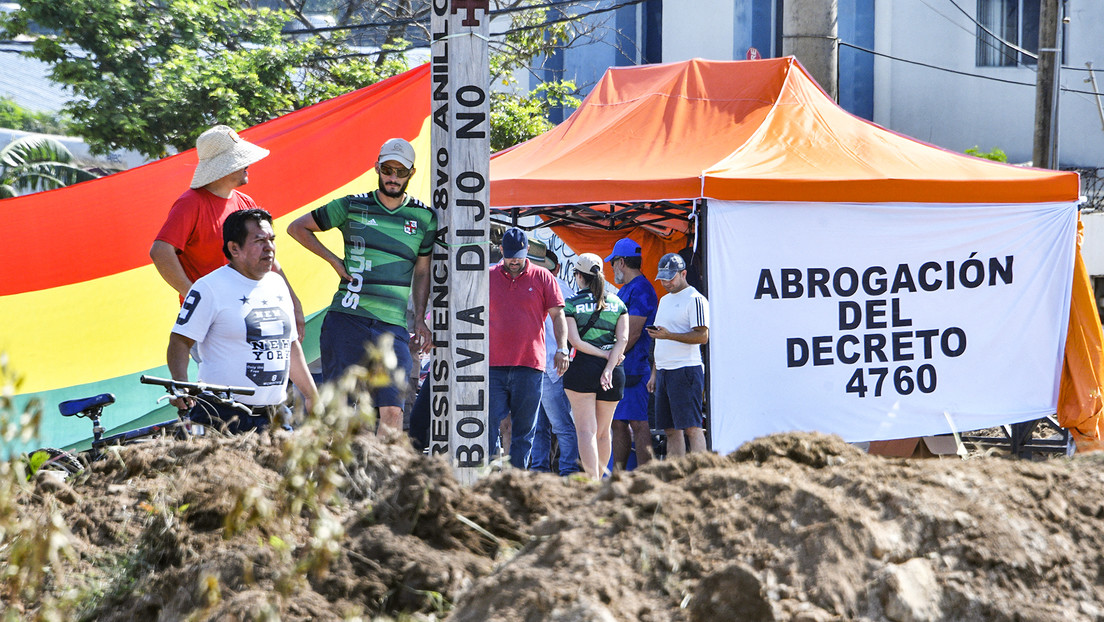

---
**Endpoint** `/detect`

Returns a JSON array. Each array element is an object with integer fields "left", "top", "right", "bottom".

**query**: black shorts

[{"left": 562, "top": 351, "right": 625, "bottom": 402}]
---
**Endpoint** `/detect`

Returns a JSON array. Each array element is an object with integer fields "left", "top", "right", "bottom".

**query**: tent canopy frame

[{"left": 489, "top": 199, "right": 698, "bottom": 233}]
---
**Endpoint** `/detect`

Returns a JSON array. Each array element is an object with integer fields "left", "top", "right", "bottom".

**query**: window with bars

[{"left": 976, "top": 0, "right": 1040, "bottom": 67}]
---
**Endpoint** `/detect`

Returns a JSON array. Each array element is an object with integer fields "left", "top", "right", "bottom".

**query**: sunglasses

[{"left": 379, "top": 164, "right": 413, "bottom": 178}]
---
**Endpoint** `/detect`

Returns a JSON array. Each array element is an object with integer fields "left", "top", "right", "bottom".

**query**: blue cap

[
  {"left": 655, "top": 252, "right": 687, "bottom": 280},
  {"left": 605, "top": 237, "right": 642, "bottom": 262},
  {"left": 501, "top": 227, "right": 528, "bottom": 259}
]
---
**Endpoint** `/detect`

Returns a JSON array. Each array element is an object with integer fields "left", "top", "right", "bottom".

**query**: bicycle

[{"left": 27, "top": 375, "right": 255, "bottom": 480}]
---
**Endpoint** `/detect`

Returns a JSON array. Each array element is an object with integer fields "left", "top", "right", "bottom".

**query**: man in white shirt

[
  {"left": 168, "top": 209, "right": 317, "bottom": 432},
  {"left": 647, "top": 252, "right": 710, "bottom": 457}
]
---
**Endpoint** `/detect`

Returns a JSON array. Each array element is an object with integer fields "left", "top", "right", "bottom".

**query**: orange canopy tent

[{"left": 489, "top": 57, "right": 1104, "bottom": 448}]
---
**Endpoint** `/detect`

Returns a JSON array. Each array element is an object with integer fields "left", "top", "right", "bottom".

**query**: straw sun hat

[{"left": 189, "top": 125, "right": 270, "bottom": 188}]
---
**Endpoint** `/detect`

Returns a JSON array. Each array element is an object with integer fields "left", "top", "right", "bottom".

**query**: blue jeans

[
  {"left": 489, "top": 366, "right": 544, "bottom": 469},
  {"left": 530, "top": 373, "right": 579, "bottom": 475},
  {"left": 319, "top": 311, "right": 412, "bottom": 408}
]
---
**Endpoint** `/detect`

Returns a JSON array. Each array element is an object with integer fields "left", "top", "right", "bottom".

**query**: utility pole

[
  {"left": 1033, "top": 0, "right": 1063, "bottom": 169},
  {"left": 783, "top": 0, "right": 839, "bottom": 100}
]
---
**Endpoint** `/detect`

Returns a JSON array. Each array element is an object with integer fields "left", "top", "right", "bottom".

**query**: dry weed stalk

[
  {"left": 224, "top": 337, "right": 401, "bottom": 594},
  {"left": 0, "top": 355, "right": 77, "bottom": 620}
]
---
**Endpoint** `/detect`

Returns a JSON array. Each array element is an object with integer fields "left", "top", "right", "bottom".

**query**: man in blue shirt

[{"left": 606, "top": 237, "right": 658, "bottom": 470}]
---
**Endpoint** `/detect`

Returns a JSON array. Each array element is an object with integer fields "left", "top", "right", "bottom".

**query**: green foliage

[
  {"left": 0, "top": 135, "right": 99, "bottom": 198},
  {"left": 486, "top": 3, "right": 580, "bottom": 150},
  {"left": 491, "top": 81, "right": 579, "bottom": 152},
  {"left": 489, "top": 2, "right": 570, "bottom": 84},
  {"left": 295, "top": 41, "right": 411, "bottom": 104},
  {"left": 2, "top": 0, "right": 585, "bottom": 157},
  {"left": 965, "top": 146, "right": 1009, "bottom": 163},
  {"left": 2, "top": 0, "right": 410, "bottom": 159},
  {"left": 0, "top": 97, "right": 71, "bottom": 135}
]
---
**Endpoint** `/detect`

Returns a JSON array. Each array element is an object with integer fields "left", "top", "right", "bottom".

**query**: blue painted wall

[
  {"left": 838, "top": 0, "right": 875, "bottom": 119},
  {"left": 540, "top": 0, "right": 660, "bottom": 123}
]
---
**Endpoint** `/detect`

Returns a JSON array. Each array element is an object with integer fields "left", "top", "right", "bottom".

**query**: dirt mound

[{"left": 8, "top": 428, "right": 1104, "bottom": 621}]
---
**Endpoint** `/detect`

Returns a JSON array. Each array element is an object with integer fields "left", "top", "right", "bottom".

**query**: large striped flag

[{"left": 0, "top": 64, "right": 431, "bottom": 452}]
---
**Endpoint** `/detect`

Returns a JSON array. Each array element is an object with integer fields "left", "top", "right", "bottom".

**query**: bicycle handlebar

[{"left": 140, "top": 375, "right": 256, "bottom": 397}]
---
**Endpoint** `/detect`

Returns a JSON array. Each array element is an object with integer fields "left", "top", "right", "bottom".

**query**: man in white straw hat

[
  {"left": 287, "top": 137, "right": 437, "bottom": 437},
  {"left": 151, "top": 125, "right": 303, "bottom": 333}
]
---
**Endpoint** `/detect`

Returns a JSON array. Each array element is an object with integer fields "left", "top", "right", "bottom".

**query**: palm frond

[
  {"left": 0, "top": 135, "right": 74, "bottom": 168},
  {"left": 0, "top": 135, "right": 98, "bottom": 195}
]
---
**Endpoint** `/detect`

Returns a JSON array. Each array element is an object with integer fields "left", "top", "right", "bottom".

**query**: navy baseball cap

[
  {"left": 605, "top": 237, "right": 642, "bottom": 262},
  {"left": 655, "top": 252, "right": 687, "bottom": 280},
  {"left": 501, "top": 227, "right": 528, "bottom": 259}
]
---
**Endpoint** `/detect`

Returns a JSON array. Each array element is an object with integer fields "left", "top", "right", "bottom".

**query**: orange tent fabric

[
  {"left": 489, "top": 57, "right": 1103, "bottom": 447},
  {"left": 490, "top": 57, "right": 1078, "bottom": 207},
  {"left": 1060, "top": 218, "right": 1104, "bottom": 450}
]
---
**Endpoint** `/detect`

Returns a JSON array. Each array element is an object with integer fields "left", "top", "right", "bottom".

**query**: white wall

[
  {"left": 1081, "top": 211, "right": 1104, "bottom": 276},
  {"left": 876, "top": 0, "right": 1104, "bottom": 168},
  {"left": 662, "top": 0, "right": 737, "bottom": 62}
]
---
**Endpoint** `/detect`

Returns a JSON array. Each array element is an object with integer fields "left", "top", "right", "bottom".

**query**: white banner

[{"left": 708, "top": 200, "right": 1078, "bottom": 454}]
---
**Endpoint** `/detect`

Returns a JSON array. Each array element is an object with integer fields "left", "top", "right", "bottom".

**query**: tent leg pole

[{"left": 699, "top": 200, "right": 712, "bottom": 453}]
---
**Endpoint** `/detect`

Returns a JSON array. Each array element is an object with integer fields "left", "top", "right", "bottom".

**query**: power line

[
  {"left": 841, "top": 41, "right": 1034, "bottom": 87},
  {"left": 297, "top": 0, "right": 645, "bottom": 60},
  {"left": 496, "top": 0, "right": 644, "bottom": 34},
  {"left": 840, "top": 41, "right": 1104, "bottom": 97},
  {"left": 942, "top": 0, "right": 1039, "bottom": 62},
  {"left": 281, "top": 0, "right": 619, "bottom": 36},
  {"left": 916, "top": 0, "right": 1099, "bottom": 76},
  {"left": 915, "top": 0, "right": 1031, "bottom": 67}
]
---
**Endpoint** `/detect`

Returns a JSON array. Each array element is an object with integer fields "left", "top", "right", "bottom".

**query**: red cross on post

[{"left": 452, "top": 0, "right": 489, "bottom": 26}]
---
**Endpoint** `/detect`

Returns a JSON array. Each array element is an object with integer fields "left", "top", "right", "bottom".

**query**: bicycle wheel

[{"left": 27, "top": 447, "right": 84, "bottom": 480}]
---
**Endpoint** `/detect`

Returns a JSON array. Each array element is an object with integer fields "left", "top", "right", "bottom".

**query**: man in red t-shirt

[
  {"left": 151, "top": 125, "right": 303, "bottom": 334},
  {"left": 488, "top": 227, "right": 569, "bottom": 469}
]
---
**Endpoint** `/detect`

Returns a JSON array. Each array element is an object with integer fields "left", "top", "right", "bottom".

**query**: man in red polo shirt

[
  {"left": 489, "top": 227, "right": 570, "bottom": 469},
  {"left": 151, "top": 124, "right": 303, "bottom": 334}
]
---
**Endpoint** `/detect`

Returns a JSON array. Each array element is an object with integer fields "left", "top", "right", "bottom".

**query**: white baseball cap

[{"left": 378, "top": 138, "right": 415, "bottom": 169}]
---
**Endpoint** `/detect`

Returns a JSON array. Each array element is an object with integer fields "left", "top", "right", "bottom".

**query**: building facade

[{"left": 537, "top": 0, "right": 1103, "bottom": 169}]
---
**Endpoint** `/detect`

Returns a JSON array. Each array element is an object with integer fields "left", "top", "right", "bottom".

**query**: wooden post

[{"left": 430, "top": 0, "right": 491, "bottom": 484}]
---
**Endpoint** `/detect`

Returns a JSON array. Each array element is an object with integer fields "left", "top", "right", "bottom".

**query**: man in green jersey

[{"left": 287, "top": 138, "right": 437, "bottom": 436}]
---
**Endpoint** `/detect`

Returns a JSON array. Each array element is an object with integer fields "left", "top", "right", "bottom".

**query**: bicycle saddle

[{"left": 59, "top": 393, "right": 116, "bottom": 417}]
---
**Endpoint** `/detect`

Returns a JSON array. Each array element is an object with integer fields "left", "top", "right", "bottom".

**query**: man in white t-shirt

[
  {"left": 646, "top": 252, "right": 710, "bottom": 457},
  {"left": 168, "top": 209, "right": 318, "bottom": 432}
]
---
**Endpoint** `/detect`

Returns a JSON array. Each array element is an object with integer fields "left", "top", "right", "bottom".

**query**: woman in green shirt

[{"left": 562, "top": 253, "right": 629, "bottom": 480}]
